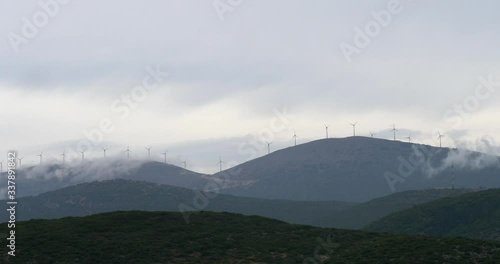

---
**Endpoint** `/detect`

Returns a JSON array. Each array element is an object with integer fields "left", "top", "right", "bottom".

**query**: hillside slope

[
  {"left": 365, "top": 188, "right": 500, "bottom": 241},
  {"left": 314, "top": 188, "right": 474, "bottom": 229},
  {"left": 0, "top": 179, "right": 354, "bottom": 226},
  {"left": 0, "top": 160, "right": 211, "bottom": 197},
  {"left": 217, "top": 137, "right": 500, "bottom": 202},
  {"left": 1, "top": 211, "right": 500, "bottom": 263}
]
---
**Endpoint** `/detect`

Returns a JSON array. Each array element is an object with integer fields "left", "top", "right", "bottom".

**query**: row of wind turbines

[
  {"left": 292, "top": 123, "right": 447, "bottom": 147},
  {"left": 2, "top": 123, "right": 447, "bottom": 173},
  {"left": 1, "top": 145, "right": 229, "bottom": 174}
]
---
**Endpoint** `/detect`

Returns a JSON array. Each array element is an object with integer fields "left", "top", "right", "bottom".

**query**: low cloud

[{"left": 417, "top": 136, "right": 500, "bottom": 178}]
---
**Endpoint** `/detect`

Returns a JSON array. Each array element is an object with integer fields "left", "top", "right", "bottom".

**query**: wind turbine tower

[
  {"left": 405, "top": 134, "right": 412, "bottom": 143},
  {"left": 369, "top": 131, "right": 376, "bottom": 138},
  {"left": 125, "top": 146, "right": 132, "bottom": 159},
  {"left": 80, "top": 149, "right": 86, "bottom": 160},
  {"left": 60, "top": 151, "right": 66, "bottom": 164},
  {"left": 266, "top": 141, "right": 272, "bottom": 154},
  {"left": 18, "top": 157, "right": 23, "bottom": 168},
  {"left": 325, "top": 125, "right": 329, "bottom": 139},
  {"left": 37, "top": 151, "right": 43, "bottom": 164},
  {"left": 350, "top": 122, "right": 357, "bottom": 136},
  {"left": 391, "top": 124, "right": 398, "bottom": 141},
  {"left": 181, "top": 159, "right": 187, "bottom": 170},
  {"left": 145, "top": 146, "right": 152, "bottom": 159},
  {"left": 437, "top": 132, "right": 445, "bottom": 148},
  {"left": 217, "top": 156, "right": 224, "bottom": 172},
  {"left": 161, "top": 150, "right": 168, "bottom": 163},
  {"left": 101, "top": 147, "right": 108, "bottom": 158},
  {"left": 292, "top": 131, "right": 298, "bottom": 146}
]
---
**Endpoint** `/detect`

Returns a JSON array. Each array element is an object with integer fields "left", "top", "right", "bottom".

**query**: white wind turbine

[
  {"left": 80, "top": 148, "right": 86, "bottom": 160},
  {"left": 37, "top": 151, "right": 43, "bottom": 164},
  {"left": 145, "top": 146, "right": 152, "bottom": 159},
  {"left": 405, "top": 134, "right": 412, "bottom": 143},
  {"left": 60, "top": 151, "right": 66, "bottom": 164},
  {"left": 125, "top": 146, "right": 132, "bottom": 159},
  {"left": 391, "top": 124, "right": 398, "bottom": 141},
  {"left": 350, "top": 122, "right": 357, "bottom": 136},
  {"left": 437, "top": 132, "right": 446, "bottom": 148},
  {"left": 217, "top": 156, "right": 225, "bottom": 172},
  {"left": 101, "top": 147, "right": 108, "bottom": 158},
  {"left": 266, "top": 141, "right": 272, "bottom": 154},
  {"left": 292, "top": 131, "right": 298, "bottom": 146},
  {"left": 161, "top": 150, "right": 168, "bottom": 163}
]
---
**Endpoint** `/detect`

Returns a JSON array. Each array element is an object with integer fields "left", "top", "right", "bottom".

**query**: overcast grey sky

[{"left": 1, "top": 0, "right": 500, "bottom": 173}]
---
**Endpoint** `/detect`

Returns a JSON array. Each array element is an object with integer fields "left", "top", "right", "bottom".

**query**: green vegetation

[
  {"left": 366, "top": 188, "right": 500, "bottom": 241},
  {"left": 315, "top": 188, "right": 473, "bottom": 229},
  {"left": 2, "top": 211, "right": 500, "bottom": 263},
  {"left": 2, "top": 179, "right": 354, "bottom": 226}
]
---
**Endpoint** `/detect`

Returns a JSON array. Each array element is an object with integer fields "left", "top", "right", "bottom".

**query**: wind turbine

[
  {"left": 391, "top": 124, "right": 398, "bottom": 141},
  {"left": 437, "top": 132, "right": 445, "bottom": 148},
  {"left": 37, "top": 151, "right": 43, "bottom": 164},
  {"left": 325, "top": 125, "right": 329, "bottom": 139},
  {"left": 0, "top": 160, "right": 3, "bottom": 173},
  {"left": 101, "top": 147, "right": 108, "bottom": 158},
  {"left": 217, "top": 156, "right": 225, "bottom": 172},
  {"left": 145, "top": 146, "right": 152, "bottom": 159},
  {"left": 292, "top": 131, "right": 298, "bottom": 146},
  {"left": 405, "top": 134, "right": 412, "bottom": 143},
  {"left": 125, "top": 146, "right": 132, "bottom": 159},
  {"left": 18, "top": 157, "right": 23, "bottom": 168},
  {"left": 181, "top": 159, "right": 187, "bottom": 170},
  {"left": 80, "top": 149, "right": 86, "bottom": 160},
  {"left": 60, "top": 151, "right": 66, "bottom": 164},
  {"left": 161, "top": 150, "right": 168, "bottom": 163},
  {"left": 350, "top": 122, "right": 357, "bottom": 136},
  {"left": 266, "top": 141, "right": 272, "bottom": 154},
  {"left": 369, "top": 131, "right": 376, "bottom": 138}
]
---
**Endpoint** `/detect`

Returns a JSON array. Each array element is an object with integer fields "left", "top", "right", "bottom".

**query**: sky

[{"left": 1, "top": 0, "right": 500, "bottom": 173}]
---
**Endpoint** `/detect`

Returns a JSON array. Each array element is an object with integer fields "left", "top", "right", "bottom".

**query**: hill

[
  {"left": 216, "top": 137, "right": 500, "bottom": 202},
  {"left": 365, "top": 188, "right": 500, "bottom": 241},
  {"left": 314, "top": 188, "right": 474, "bottom": 229},
  {"left": 0, "top": 179, "right": 354, "bottom": 226},
  {"left": 1, "top": 211, "right": 499, "bottom": 263},
  {"left": 0, "top": 159, "right": 211, "bottom": 197}
]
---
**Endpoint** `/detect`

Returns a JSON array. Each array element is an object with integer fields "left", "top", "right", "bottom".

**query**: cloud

[
  {"left": 415, "top": 136, "right": 500, "bottom": 178},
  {"left": 1, "top": 0, "right": 500, "bottom": 168}
]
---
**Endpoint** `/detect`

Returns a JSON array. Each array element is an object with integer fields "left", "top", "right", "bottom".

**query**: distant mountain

[
  {"left": 216, "top": 137, "right": 500, "bottom": 202},
  {"left": 365, "top": 188, "right": 500, "bottom": 241},
  {"left": 1, "top": 179, "right": 354, "bottom": 226},
  {"left": 2, "top": 211, "right": 500, "bottom": 263},
  {"left": 314, "top": 188, "right": 475, "bottom": 229},
  {"left": 0, "top": 159, "right": 211, "bottom": 197}
]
